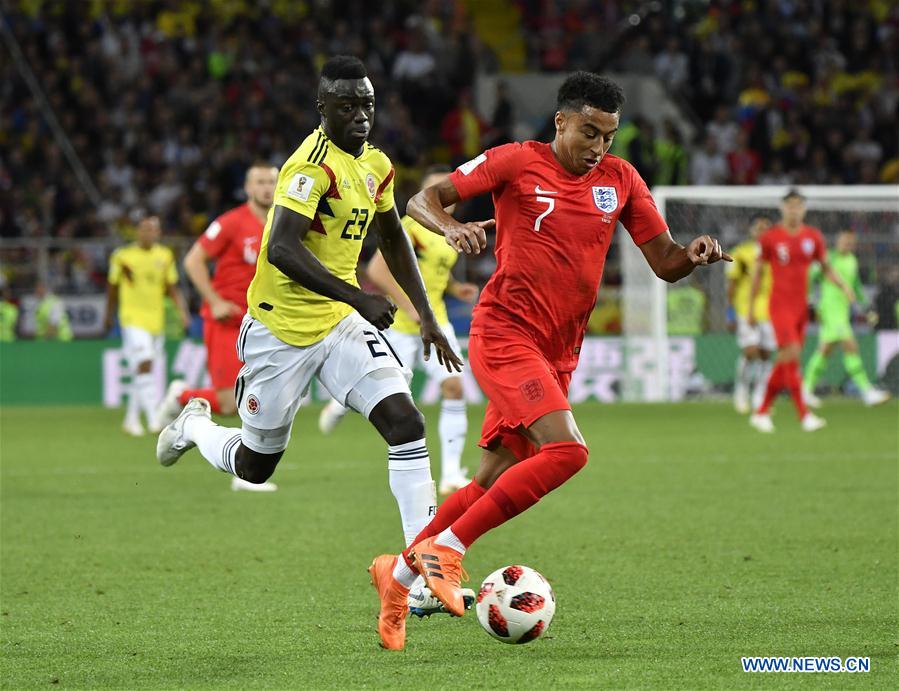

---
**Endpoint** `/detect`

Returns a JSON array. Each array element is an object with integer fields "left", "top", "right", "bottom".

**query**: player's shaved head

[
  {"left": 318, "top": 55, "right": 369, "bottom": 99},
  {"left": 245, "top": 162, "right": 278, "bottom": 210},
  {"left": 317, "top": 55, "right": 375, "bottom": 156},
  {"left": 836, "top": 229, "right": 856, "bottom": 252}
]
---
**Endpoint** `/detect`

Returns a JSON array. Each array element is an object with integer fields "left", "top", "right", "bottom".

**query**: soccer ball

[{"left": 475, "top": 565, "right": 555, "bottom": 644}]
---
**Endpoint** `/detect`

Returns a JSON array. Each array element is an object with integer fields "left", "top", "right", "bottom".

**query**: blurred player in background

[
  {"left": 803, "top": 230, "right": 889, "bottom": 407},
  {"left": 105, "top": 214, "right": 190, "bottom": 436},
  {"left": 748, "top": 190, "right": 853, "bottom": 433},
  {"left": 727, "top": 215, "right": 774, "bottom": 413},
  {"left": 155, "top": 162, "right": 279, "bottom": 492},
  {"left": 319, "top": 165, "right": 479, "bottom": 497},
  {"left": 156, "top": 59, "right": 462, "bottom": 639},
  {"left": 369, "top": 72, "right": 731, "bottom": 649}
]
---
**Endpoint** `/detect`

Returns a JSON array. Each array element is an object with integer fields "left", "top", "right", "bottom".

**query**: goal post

[{"left": 620, "top": 185, "right": 899, "bottom": 402}]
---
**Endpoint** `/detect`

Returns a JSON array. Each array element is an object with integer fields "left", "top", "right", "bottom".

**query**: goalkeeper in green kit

[{"left": 803, "top": 230, "right": 890, "bottom": 407}]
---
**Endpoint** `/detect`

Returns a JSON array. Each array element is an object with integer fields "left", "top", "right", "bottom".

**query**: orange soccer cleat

[
  {"left": 411, "top": 537, "right": 468, "bottom": 617},
  {"left": 368, "top": 555, "right": 410, "bottom": 650}
]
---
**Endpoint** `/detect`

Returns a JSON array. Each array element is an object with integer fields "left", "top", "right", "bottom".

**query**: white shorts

[
  {"left": 122, "top": 326, "right": 163, "bottom": 370},
  {"left": 385, "top": 322, "right": 464, "bottom": 385},
  {"left": 736, "top": 317, "right": 777, "bottom": 352},
  {"left": 235, "top": 312, "right": 412, "bottom": 454}
]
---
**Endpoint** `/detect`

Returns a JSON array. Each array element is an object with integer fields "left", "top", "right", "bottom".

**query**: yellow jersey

[
  {"left": 392, "top": 215, "right": 457, "bottom": 334},
  {"left": 726, "top": 240, "right": 772, "bottom": 321},
  {"left": 108, "top": 243, "right": 178, "bottom": 334},
  {"left": 247, "top": 127, "right": 396, "bottom": 346}
]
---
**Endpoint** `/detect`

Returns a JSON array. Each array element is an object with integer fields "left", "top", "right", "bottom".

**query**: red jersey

[
  {"left": 758, "top": 224, "right": 826, "bottom": 312},
  {"left": 197, "top": 203, "right": 265, "bottom": 326},
  {"left": 450, "top": 142, "right": 668, "bottom": 372}
]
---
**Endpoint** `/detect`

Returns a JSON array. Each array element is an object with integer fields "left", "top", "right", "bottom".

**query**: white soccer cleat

[
  {"left": 439, "top": 473, "right": 470, "bottom": 497},
  {"left": 231, "top": 476, "right": 278, "bottom": 492},
  {"left": 156, "top": 398, "right": 211, "bottom": 467},
  {"left": 318, "top": 399, "right": 348, "bottom": 435},
  {"left": 408, "top": 582, "right": 475, "bottom": 618},
  {"left": 733, "top": 389, "right": 751, "bottom": 415},
  {"left": 802, "top": 386, "right": 822, "bottom": 409},
  {"left": 122, "top": 419, "right": 145, "bottom": 437},
  {"left": 749, "top": 413, "right": 775, "bottom": 433},
  {"left": 800, "top": 412, "right": 827, "bottom": 432},
  {"left": 155, "top": 379, "right": 188, "bottom": 429},
  {"left": 862, "top": 388, "right": 890, "bottom": 407}
]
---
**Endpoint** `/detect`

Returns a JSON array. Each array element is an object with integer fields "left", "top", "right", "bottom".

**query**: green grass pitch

[{"left": 1, "top": 399, "right": 896, "bottom": 689}]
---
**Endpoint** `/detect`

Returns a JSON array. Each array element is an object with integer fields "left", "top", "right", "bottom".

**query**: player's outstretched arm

[
  {"left": 408, "top": 178, "right": 492, "bottom": 255},
  {"left": 366, "top": 249, "right": 420, "bottom": 324},
  {"left": 375, "top": 207, "right": 463, "bottom": 372},
  {"left": 183, "top": 243, "right": 241, "bottom": 321},
  {"left": 639, "top": 231, "right": 732, "bottom": 284},
  {"left": 747, "top": 260, "right": 763, "bottom": 326},
  {"left": 103, "top": 282, "right": 118, "bottom": 334},
  {"left": 821, "top": 259, "right": 856, "bottom": 303},
  {"left": 267, "top": 205, "right": 396, "bottom": 330}
]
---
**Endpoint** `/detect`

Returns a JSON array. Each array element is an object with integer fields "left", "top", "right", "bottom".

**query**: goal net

[{"left": 620, "top": 185, "right": 899, "bottom": 402}]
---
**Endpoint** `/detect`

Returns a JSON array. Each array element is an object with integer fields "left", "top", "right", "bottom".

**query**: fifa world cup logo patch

[{"left": 520, "top": 379, "right": 545, "bottom": 402}]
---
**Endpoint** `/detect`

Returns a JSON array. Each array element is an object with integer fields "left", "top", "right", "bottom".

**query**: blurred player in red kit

[
  {"left": 156, "top": 162, "right": 279, "bottom": 490},
  {"left": 367, "top": 72, "right": 731, "bottom": 649},
  {"left": 747, "top": 189, "right": 854, "bottom": 433}
]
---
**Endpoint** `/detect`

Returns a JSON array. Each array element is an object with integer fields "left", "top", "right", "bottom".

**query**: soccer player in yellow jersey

[
  {"left": 157, "top": 57, "right": 462, "bottom": 643},
  {"left": 726, "top": 215, "right": 774, "bottom": 413},
  {"left": 319, "top": 166, "right": 480, "bottom": 498},
  {"left": 105, "top": 214, "right": 190, "bottom": 436}
]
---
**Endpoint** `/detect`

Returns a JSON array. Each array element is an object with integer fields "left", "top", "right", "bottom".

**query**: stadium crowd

[{"left": 1, "top": 0, "right": 897, "bottom": 316}]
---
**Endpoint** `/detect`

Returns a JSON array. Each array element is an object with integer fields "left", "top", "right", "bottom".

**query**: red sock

[
  {"left": 757, "top": 362, "right": 784, "bottom": 414},
  {"left": 178, "top": 388, "right": 221, "bottom": 413},
  {"left": 450, "top": 442, "right": 588, "bottom": 548},
  {"left": 782, "top": 361, "right": 808, "bottom": 418},
  {"left": 402, "top": 480, "right": 486, "bottom": 570}
]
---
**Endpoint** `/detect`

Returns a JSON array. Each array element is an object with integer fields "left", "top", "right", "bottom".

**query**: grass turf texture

[{"left": 1, "top": 400, "right": 896, "bottom": 689}]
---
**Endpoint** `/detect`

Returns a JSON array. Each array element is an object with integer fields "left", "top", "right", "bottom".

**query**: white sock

[
  {"left": 135, "top": 372, "right": 159, "bottom": 427},
  {"left": 753, "top": 359, "right": 773, "bottom": 409},
  {"left": 438, "top": 398, "right": 467, "bottom": 482},
  {"left": 183, "top": 415, "right": 242, "bottom": 476},
  {"left": 734, "top": 354, "right": 748, "bottom": 400},
  {"left": 327, "top": 398, "right": 348, "bottom": 417},
  {"left": 387, "top": 439, "right": 437, "bottom": 547},
  {"left": 435, "top": 527, "right": 466, "bottom": 555},
  {"left": 391, "top": 556, "right": 418, "bottom": 589},
  {"left": 125, "top": 378, "right": 141, "bottom": 425}
]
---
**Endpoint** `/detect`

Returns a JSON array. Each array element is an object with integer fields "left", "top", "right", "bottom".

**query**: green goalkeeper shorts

[{"left": 818, "top": 316, "right": 854, "bottom": 344}]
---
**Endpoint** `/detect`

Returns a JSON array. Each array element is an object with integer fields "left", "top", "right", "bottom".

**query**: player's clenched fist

[
  {"left": 354, "top": 292, "right": 397, "bottom": 330},
  {"left": 686, "top": 235, "right": 732, "bottom": 265},
  {"left": 420, "top": 318, "right": 464, "bottom": 373},
  {"left": 445, "top": 219, "right": 494, "bottom": 255}
]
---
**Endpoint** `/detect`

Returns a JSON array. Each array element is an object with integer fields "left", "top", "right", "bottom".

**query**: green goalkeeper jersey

[{"left": 810, "top": 250, "right": 865, "bottom": 321}]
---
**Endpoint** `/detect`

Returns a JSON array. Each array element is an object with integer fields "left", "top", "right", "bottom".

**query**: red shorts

[
  {"left": 770, "top": 307, "right": 807, "bottom": 347},
  {"left": 204, "top": 319, "right": 243, "bottom": 390},
  {"left": 468, "top": 332, "right": 571, "bottom": 459}
]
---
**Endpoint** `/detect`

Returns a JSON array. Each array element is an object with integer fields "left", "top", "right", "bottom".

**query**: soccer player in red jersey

[
  {"left": 156, "top": 163, "right": 278, "bottom": 489},
  {"left": 747, "top": 189, "right": 854, "bottom": 433},
  {"left": 368, "top": 72, "right": 731, "bottom": 649}
]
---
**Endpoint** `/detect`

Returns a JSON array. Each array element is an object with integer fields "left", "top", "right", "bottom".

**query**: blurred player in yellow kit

[
  {"left": 105, "top": 214, "right": 190, "bottom": 435},
  {"left": 319, "top": 166, "right": 480, "bottom": 496},
  {"left": 727, "top": 215, "right": 774, "bottom": 413}
]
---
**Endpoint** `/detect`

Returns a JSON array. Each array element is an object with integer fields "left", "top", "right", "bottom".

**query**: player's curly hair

[
  {"left": 557, "top": 72, "right": 625, "bottom": 114},
  {"left": 320, "top": 55, "right": 367, "bottom": 82}
]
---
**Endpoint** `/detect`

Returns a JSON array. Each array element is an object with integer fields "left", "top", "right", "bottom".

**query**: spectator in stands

[
  {"left": 654, "top": 120, "right": 689, "bottom": 186},
  {"left": 0, "top": 285, "right": 19, "bottom": 342},
  {"left": 440, "top": 90, "right": 488, "bottom": 166},
  {"left": 34, "top": 281, "right": 72, "bottom": 341},
  {"left": 690, "top": 134, "right": 729, "bottom": 185},
  {"left": 727, "top": 129, "right": 762, "bottom": 184}
]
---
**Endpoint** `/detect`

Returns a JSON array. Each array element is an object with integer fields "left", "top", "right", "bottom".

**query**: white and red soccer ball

[{"left": 475, "top": 565, "right": 555, "bottom": 644}]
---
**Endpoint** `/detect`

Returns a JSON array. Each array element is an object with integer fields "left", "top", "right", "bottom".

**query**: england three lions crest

[{"left": 592, "top": 186, "right": 618, "bottom": 213}]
